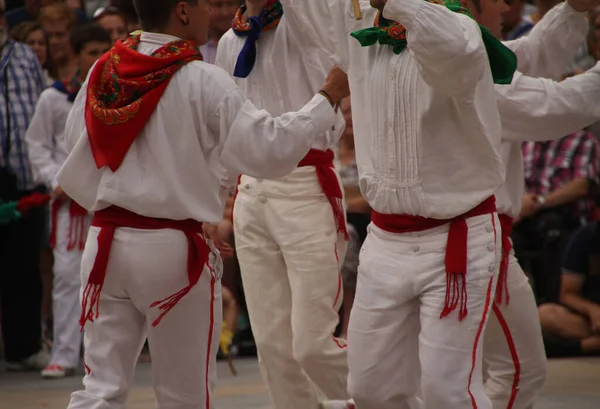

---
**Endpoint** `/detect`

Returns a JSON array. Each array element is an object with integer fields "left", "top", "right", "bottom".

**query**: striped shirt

[
  {"left": 0, "top": 40, "right": 46, "bottom": 191},
  {"left": 523, "top": 130, "right": 600, "bottom": 220}
]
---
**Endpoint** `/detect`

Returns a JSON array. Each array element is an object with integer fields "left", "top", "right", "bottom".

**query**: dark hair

[
  {"left": 471, "top": 0, "right": 482, "bottom": 13},
  {"left": 132, "top": 0, "right": 198, "bottom": 31},
  {"left": 70, "top": 23, "right": 112, "bottom": 55}
]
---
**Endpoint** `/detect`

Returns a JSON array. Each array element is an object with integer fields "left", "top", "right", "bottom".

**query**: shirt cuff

[
  {"left": 300, "top": 94, "right": 338, "bottom": 137},
  {"left": 382, "top": 0, "right": 422, "bottom": 31}
]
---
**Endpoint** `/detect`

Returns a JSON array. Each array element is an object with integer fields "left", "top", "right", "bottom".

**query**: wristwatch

[{"left": 535, "top": 195, "right": 547, "bottom": 207}]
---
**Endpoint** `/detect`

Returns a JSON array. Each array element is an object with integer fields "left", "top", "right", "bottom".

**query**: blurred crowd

[{"left": 1, "top": 0, "right": 600, "bottom": 379}]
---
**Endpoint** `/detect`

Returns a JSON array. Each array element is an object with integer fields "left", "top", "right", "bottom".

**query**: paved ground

[{"left": 0, "top": 357, "right": 599, "bottom": 409}]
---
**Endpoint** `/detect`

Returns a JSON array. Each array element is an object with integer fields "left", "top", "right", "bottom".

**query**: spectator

[
  {"left": 38, "top": 2, "right": 77, "bottom": 80},
  {"left": 6, "top": 0, "right": 87, "bottom": 31},
  {"left": 336, "top": 98, "right": 370, "bottom": 339},
  {"left": 108, "top": 0, "right": 138, "bottom": 32},
  {"left": 85, "top": 0, "right": 106, "bottom": 16},
  {"left": 25, "top": 23, "right": 110, "bottom": 378},
  {"left": 0, "top": 0, "right": 49, "bottom": 372},
  {"left": 502, "top": 0, "right": 534, "bottom": 40},
  {"left": 538, "top": 221, "right": 600, "bottom": 357},
  {"left": 201, "top": 0, "right": 239, "bottom": 64},
  {"left": 92, "top": 5, "right": 127, "bottom": 44},
  {"left": 531, "top": 0, "right": 563, "bottom": 23},
  {"left": 10, "top": 21, "right": 53, "bottom": 84}
]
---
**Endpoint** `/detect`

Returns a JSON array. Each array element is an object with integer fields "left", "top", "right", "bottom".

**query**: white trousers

[
  {"left": 233, "top": 168, "right": 349, "bottom": 409},
  {"left": 483, "top": 254, "right": 547, "bottom": 409},
  {"left": 348, "top": 214, "right": 501, "bottom": 409},
  {"left": 67, "top": 227, "right": 222, "bottom": 409},
  {"left": 50, "top": 203, "right": 89, "bottom": 368}
]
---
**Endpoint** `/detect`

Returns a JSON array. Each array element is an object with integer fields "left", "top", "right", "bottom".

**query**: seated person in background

[
  {"left": 538, "top": 221, "right": 600, "bottom": 357},
  {"left": 337, "top": 97, "right": 369, "bottom": 339}
]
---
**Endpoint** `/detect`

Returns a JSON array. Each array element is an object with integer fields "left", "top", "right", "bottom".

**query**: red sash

[
  {"left": 496, "top": 214, "right": 513, "bottom": 305},
  {"left": 79, "top": 206, "right": 210, "bottom": 330},
  {"left": 298, "top": 149, "right": 348, "bottom": 240},
  {"left": 85, "top": 34, "right": 203, "bottom": 172},
  {"left": 49, "top": 200, "right": 88, "bottom": 251},
  {"left": 371, "top": 196, "right": 497, "bottom": 321}
]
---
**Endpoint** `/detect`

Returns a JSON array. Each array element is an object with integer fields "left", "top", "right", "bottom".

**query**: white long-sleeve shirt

[
  {"left": 279, "top": 0, "right": 504, "bottom": 218},
  {"left": 25, "top": 87, "right": 72, "bottom": 190},
  {"left": 56, "top": 32, "right": 337, "bottom": 224},
  {"left": 215, "top": 16, "right": 345, "bottom": 150},
  {"left": 493, "top": 3, "right": 593, "bottom": 218}
]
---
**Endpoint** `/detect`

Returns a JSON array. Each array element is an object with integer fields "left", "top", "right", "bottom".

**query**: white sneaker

[
  {"left": 319, "top": 400, "right": 356, "bottom": 409},
  {"left": 5, "top": 349, "right": 50, "bottom": 372},
  {"left": 41, "top": 364, "right": 76, "bottom": 379}
]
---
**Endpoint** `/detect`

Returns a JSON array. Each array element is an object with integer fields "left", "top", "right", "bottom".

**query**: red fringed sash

[
  {"left": 79, "top": 206, "right": 210, "bottom": 330},
  {"left": 496, "top": 214, "right": 513, "bottom": 305},
  {"left": 49, "top": 200, "right": 88, "bottom": 251},
  {"left": 371, "top": 197, "right": 497, "bottom": 321},
  {"left": 298, "top": 149, "right": 349, "bottom": 241},
  {"left": 85, "top": 34, "right": 203, "bottom": 172}
]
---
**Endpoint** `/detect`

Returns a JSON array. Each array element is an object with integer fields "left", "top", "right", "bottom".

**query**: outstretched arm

[
  {"left": 504, "top": 1, "right": 588, "bottom": 80},
  {"left": 383, "top": 0, "right": 488, "bottom": 97},
  {"left": 498, "top": 63, "right": 600, "bottom": 142},
  {"left": 217, "top": 67, "right": 349, "bottom": 183}
]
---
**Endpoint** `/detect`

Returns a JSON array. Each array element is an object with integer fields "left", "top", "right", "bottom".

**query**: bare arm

[
  {"left": 498, "top": 64, "right": 600, "bottom": 142},
  {"left": 543, "top": 177, "right": 591, "bottom": 208},
  {"left": 560, "top": 273, "right": 597, "bottom": 318},
  {"left": 504, "top": 2, "right": 587, "bottom": 79}
]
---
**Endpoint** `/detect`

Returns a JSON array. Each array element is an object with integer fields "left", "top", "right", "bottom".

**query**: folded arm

[
  {"left": 383, "top": 0, "right": 488, "bottom": 97},
  {"left": 498, "top": 63, "right": 600, "bottom": 142},
  {"left": 504, "top": 2, "right": 587, "bottom": 79},
  {"left": 25, "top": 92, "right": 61, "bottom": 189}
]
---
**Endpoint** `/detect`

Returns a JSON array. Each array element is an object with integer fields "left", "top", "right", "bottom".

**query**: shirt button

[
  {"left": 244, "top": 184, "right": 250, "bottom": 189},
  {"left": 488, "top": 264, "right": 495, "bottom": 273},
  {"left": 487, "top": 243, "right": 495, "bottom": 252},
  {"left": 486, "top": 225, "right": 494, "bottom": 233},
  {"left": 259, "top": 195, "right": 267, "bottom": 204},
  {"left": 412, "top": 245, "right": 420, "bottom": 253},
  {"left": 325, "top": 230, "right": 333, "bottom": 236}
]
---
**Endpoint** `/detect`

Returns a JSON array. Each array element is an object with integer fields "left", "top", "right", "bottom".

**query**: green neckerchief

[{"left": 350, "top": 0, "right": 517, "bottom": 84}]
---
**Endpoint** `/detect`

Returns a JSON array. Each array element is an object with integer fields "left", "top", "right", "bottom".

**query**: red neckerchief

[{"left": 85, "top": 34, "right": 203, "bottom": 171}]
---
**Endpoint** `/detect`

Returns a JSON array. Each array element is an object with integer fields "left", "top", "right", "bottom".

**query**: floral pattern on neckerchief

[
  {"left": 231, "top": 0, "right": 284, "bottom": 78},
  {"left": 85, "top": 33, "right": 203, "bottom": 171},
  {"left": 351, "top": 0, "right": 517, "bottom": 84},
  {"left": 51, "top": 71, "right": 82, "bottom": 102}
]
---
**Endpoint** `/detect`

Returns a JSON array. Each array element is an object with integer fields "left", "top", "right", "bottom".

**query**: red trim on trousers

[
  {"left": 80, "top": 206, "right": 210, "bottom": 330},
  {"left": 371, "top": 197, "right": 497, "bottom": 321},
  {"left": 492, "top": 303, "right": 521, "bottom": 409},
  {"left": 496, "top": 214, "right": 513, "bottom": 305},
  {"left": 298, "top": 149, "right": 348, "bottom": 240},
  {"left": 230, "top": 175, "right": 242, "bottom": 223},
  {"left": 332, "top": 243, "right": 346, "bottom": 349},
  {"left": 205, "top": 264, "right": 217, "bottom": 409}
]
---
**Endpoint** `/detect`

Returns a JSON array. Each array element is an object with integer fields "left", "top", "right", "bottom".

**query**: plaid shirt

[
  {"left": 0, "top": 40, "right": 46, "bottom": 191},
  {"left": 523, "top": 130, "right": 600, "bottom": 221}
]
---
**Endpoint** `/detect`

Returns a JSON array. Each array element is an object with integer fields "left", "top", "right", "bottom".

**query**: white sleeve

[
  {"left": 498, "top": 64, "right": 600, "bottom": 142},
  {"left": 217, "top": 88, "right": 336, "bottom": 182},
  {"left": 383, "top": 0, "right": 488, "bottom": 98},
  {"left": 279, "top": 0, "right": 355, "bottom": 70},
  {"left": 503, "top": 2, "right": 587, "bottom": 80},
  {"left": 25, "top": 91, "right": 61, "bottom": 189}
]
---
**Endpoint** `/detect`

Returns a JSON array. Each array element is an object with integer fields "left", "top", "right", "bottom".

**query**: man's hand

[
  {"left": 567, "top": 0, "right": 600, "bottom": 12},
  {"left": 517, "top": 193, "right": 540, "bottom": 222},
  {"left": 589, "top": 305, "right": 600, "bottom": 334},
  {"left": 321, "top": 66, "right": 350, "bottom": 105},
  {"left": 52, "top": 186, "right": 69, "bottom": 203},
  {"left": 203, "top": 223, "right": 235, "bottom": 259}
]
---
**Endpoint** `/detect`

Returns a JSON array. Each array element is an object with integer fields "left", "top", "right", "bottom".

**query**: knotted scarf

[
  {"left": 351, "top": 0, "right": 517, "bottom": 84},
  {"left": 231, "top": 0, "right": 283, "bottom": 78},
  {"left": 85, "top": 34, "right": 203, "bottom": 172},
  {"left": 52, "top": 71, "right": 82, "bottom": 102}
]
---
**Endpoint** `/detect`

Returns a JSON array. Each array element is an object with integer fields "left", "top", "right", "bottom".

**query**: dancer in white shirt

[
  {"left": 56, "top": 0, "right": 349, "bottom": 408},
  {"left": 316, "top": 1, "right": 600, "bottom": 409},
  {"left": 277, "top": 0, "right": 521, "bottom": 408},
  {"left": 25, "top": 23, "right": 111, "bottom": 379},
  {"left": 215, "top": 1, "right": 349, "bottom": 408}
]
